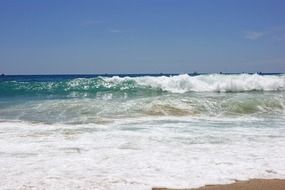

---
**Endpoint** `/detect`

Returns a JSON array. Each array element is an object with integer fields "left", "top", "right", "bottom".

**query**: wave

[
  {"left": 0, "top": 74, "right": 284, "bottom": 96},
  {"left": 0, "top": 77, "right": 161, "bottom": 97},
  {"left": 1, "top": 92, "right": 284, "bottom": 124},
  {"left": 122, "top": 73, "right": 285, "bottom": 93}
]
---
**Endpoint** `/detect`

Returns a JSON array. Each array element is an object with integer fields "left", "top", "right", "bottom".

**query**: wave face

[
  {"left": 0, "top": 74, "right": 284, "bottom": 97},
  {"left": 0, "top": 77, "right": 157, "bottom": 97}
]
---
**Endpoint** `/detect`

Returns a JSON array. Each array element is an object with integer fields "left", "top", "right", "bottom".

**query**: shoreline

[{"left": 152, "top": 179, "right": 285, "bottom": 190}]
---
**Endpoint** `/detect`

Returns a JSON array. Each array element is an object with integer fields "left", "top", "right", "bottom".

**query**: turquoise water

[{"left": 0, "top": 73, "right": 285, "bottom": 189}]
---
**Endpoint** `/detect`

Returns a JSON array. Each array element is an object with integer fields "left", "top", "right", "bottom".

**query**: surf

[{"left": 0, "top": 74, "right": 284, "bottom": 97}]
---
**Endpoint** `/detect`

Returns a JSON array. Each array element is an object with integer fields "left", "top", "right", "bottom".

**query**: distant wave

[{"left": 0, "top": 74, "right": 284, "bottom": 96}]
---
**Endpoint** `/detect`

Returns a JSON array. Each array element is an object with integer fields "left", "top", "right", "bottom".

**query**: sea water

[{"left": 0, "top": 73, "right": 285, "bottom": 189}]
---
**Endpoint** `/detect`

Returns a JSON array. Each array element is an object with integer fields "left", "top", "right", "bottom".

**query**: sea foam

[
  {"left": 0, "top": 119, "right": 285, "bottom": 190},
  {"left": 104, "top": 73, "right": 285, "bottom": 93}
]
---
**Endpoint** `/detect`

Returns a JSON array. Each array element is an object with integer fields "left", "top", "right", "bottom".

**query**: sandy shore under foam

[{"left": 152, "top": 179, "right": 285, "bottom": 190}]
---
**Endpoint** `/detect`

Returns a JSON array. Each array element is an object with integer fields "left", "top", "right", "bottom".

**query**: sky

[{"left": 0, "top": 0, "right": 285, "bottom": 74}]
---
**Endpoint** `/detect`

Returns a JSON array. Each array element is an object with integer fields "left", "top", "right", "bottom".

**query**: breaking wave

[
  {"left": 0, "top": 74, "right": 284, "bottom": 97},
  {"left": 110, "top": 73, "right": 285, "bottom": 93}
]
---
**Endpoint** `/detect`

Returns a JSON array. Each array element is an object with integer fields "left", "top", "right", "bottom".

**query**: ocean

[{"left": 0, "top": 73, "right": 285, "bottom": 189}]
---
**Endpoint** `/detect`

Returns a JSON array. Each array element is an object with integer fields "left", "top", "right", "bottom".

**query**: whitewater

[{"left": 0, "top": 73, "right": 285, "bottom": 190}]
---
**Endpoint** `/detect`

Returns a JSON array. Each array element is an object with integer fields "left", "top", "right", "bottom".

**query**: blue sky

[{"left": 0, "top": 0, "right": 285, "bottom": 74}]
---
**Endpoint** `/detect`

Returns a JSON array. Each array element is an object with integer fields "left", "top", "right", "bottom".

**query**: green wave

[{"left": 0, "top": 78, "right": 163, "bottom": 97}]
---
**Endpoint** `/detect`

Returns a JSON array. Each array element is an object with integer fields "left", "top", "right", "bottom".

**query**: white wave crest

[{"left": 103, "top": 74, "right": 285, "bottom": 93}]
